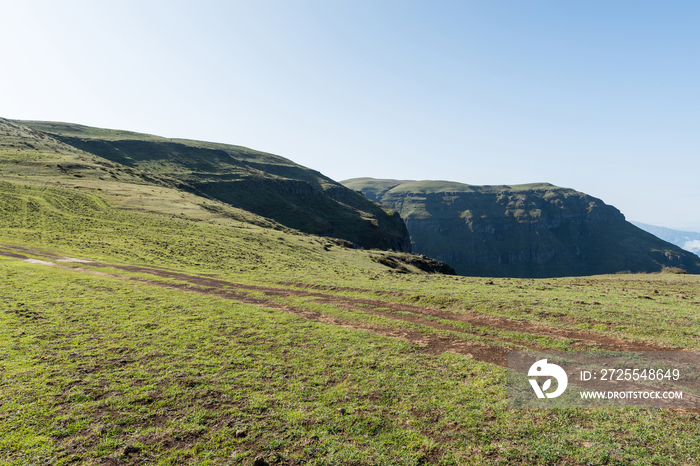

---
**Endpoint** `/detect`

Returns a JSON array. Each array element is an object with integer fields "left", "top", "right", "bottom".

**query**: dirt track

[{"left": 0, "top": 244, "right": 678, "bottom": 367}]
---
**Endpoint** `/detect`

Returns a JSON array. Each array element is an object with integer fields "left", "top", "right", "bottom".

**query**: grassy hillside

[
  {"left": 2, "top": 179, "right": 700, "bottom": 464},
  {"left": 343, "top": 177, "right": 700, "bottom": 277},
  {"left": 4, "top": 120, "right": 700, "bottom": 464},
  {"left": 16, "top": 120, "right": 411, "bottom": 252},
  {"left": 0, "top": 181, "right": 437, "bottom": 283},
  {"left": 0, "top": 118, "right": 285, "bottom": 230}
]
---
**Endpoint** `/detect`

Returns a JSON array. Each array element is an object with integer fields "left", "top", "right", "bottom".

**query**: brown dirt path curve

[{"left": 0, "top": 244, "right": 680, "bottom": 368}]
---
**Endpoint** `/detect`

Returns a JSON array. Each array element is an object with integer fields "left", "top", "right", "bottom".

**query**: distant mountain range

[
  {"left": 631, "top": 222, "right": 700, "bottom": 255},
  {"left": 342, "top": 178, "right": 700, "bottom": 277}
]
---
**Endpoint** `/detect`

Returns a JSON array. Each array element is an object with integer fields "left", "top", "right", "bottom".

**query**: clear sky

[{"left": 2, "top": 1, "right": 699, "bottom": 231}]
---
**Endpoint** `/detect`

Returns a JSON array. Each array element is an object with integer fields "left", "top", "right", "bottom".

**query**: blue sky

[{"left": 2, "top": 1, "right": 699, "bottom": 230}]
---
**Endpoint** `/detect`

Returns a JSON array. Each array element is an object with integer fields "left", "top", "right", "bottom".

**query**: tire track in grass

[
  {"left": 84, "top": 259, "right": 678, "bottom": 352},
  {"left": 0, "top": 244, "right": 679, "bottom": 369},
  {"left": 1, "top": 245, "right": 509, "bottom": 365}
]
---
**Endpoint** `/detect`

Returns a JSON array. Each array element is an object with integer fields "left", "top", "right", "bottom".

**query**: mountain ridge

[
  {"left": 13, "top": 119, "right": 412, "bottom": 252},
  {"left": 343, "top": 177, "right": 700, "bottom": 277}
]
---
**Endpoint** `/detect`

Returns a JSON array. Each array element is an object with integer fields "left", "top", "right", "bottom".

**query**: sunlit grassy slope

[
  {"left": 3, "top": 119, "right": 700, "bottom": 465},
  {"left": 16, "top": 119, "right": 411, "bottom": 251},
  {"left": 0, "top": 118, "right": 284, "bottom": 230},
  {"left": 0, "top": 180, "right": 422, "bottom": 281},
  {"left": 2, "top": 180, "right": 700, "bottom": 465}
]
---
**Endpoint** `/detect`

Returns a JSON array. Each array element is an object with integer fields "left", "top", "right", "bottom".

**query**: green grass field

[
  {"left": 3, "top": 119, "right": 700, "bottom": 465},
  {"left": 3, "top": 257, "right": 700, "bottom": 466},
  {"left": 1, "top": 179, "right": 700, "bottom": 465}
]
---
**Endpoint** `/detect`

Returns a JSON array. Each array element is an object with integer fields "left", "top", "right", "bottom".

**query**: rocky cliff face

[{"left": 342, "top": 178, "right": 700, "bottom": 277}]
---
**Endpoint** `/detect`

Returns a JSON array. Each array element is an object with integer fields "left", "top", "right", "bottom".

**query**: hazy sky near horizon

[{"left": 2, "top": 1, "right": 699, "bottom": 230}]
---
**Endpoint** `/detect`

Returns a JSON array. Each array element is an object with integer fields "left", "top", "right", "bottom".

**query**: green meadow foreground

[
  {"left": 2, "top": 183, "right": 700, "bottom": 465},
  {"left": 1, "top": 119, "right": 700, "bottom": 465}
]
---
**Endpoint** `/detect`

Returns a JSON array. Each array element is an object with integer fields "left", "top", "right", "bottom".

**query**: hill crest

[{"left": 13, "top": 120, "right": 412, "bottom": 252}]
